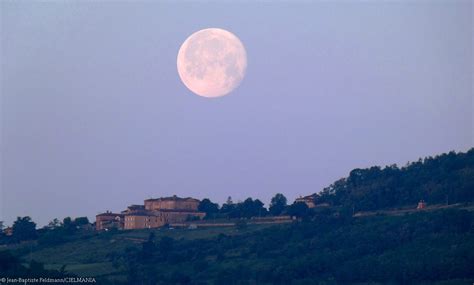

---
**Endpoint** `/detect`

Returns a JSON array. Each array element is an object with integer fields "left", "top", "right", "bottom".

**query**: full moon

[{"left": 177, "top": 28, "right": 247, "bottom": 98}]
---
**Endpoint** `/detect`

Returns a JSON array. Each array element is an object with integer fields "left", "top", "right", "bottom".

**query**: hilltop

[
  {"left": 311, "top": 148, "right": 474, "bottom": 212},
  {"left": 1, "top": 148, "right": 473, "bottom": 284}
]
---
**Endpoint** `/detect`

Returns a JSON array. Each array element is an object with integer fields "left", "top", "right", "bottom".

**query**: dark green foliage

[
  {"left": 220, "top": 196, "right": 236, "bottom": 216},
  {"left": 158, "top": 236, "right": 174, "bottom": 260},
  {"left": 317, "top": 149, "right": 474, "bottom": 211},
  {"left": 0, "top": 249, "right": 74, "bottom": 279},
  {"left": 269, "top": 193, "right": 288, "bottom": 216},
  {"left": 12, "top": 216, "right": 37, "bottom": 242},
  {"left": 198, "top": 198, "right": 220, "bottom": 219},
  {"left": 104, "top": 209, "right": 474, "bottom": 284},
  {"left": 235, "top": 219, "right": 247, "bottom": 230},
  {"left": 286, "top": 202, "right": 309, "bottom": 218},
  {"left": 222, "top": 197, "right": 268, "bottom": 219},
  {"left": 73, "top": 217, "right": 89, "bottom": 226},
  {"left": 46, "top": 218, "right": 61, "bottom": 230},
  {"left": 37, "top": 216, "right": 93, "bottom": 246},
  {"left": 141, "top": 232, "right": 156, "bottom": 260},
  {"left": 62, "top": 217, "right": 76, "bottom": 234}
]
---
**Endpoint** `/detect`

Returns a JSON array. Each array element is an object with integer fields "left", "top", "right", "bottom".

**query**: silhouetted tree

[
  {"left": 12, "top": 216, "right": 37, "bottom": 241},
  {"left": 46, "top": 218, "right": 61, "bottom": 230},
  {"left": 158, "top": 236, "right": 174, "bottom": 260},
  {"left": 141, "top": 232, "right": 156, "bottom": 260},
  {"left": 238, "top": 198, "right": 267, "bottom": 218},
  {"left": 199, "top": 198, "right": 220, "bottom": 219},
  {"left": 269, "top": 193, "right": 287, "bottom": 216},
  {"left": 286, "top": 202, "right": 309, "bottom": 218},
  {"left": 220, "top": 196, "right": 236, "bottom": 215},
  {"left": 74, "top": 217, "right": 89, "bottom": 226},
  {"left": 62, "top": 217, "right": 76, "bottom": 234}
]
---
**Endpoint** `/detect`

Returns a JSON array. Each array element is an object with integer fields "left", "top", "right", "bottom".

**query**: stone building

[
  {"left": 96, "top": 212, "right": 124, "bottom": 231},
  {"left": 96, "top": 195, "right": 205, "bottom": 231},
  {"left": 144, "top": 196, "right": 200, "bottom": 211}
]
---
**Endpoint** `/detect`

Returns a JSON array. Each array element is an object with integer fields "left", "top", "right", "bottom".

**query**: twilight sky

[{"left": 1, "top": 1, "right": 472, "bottom": 226}]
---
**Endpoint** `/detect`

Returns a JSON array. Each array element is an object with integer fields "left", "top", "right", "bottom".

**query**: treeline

[
  {"left": 197, "top": 193, "right": 296, "bottom": 219},
  {"left": 2, "top": 148, "right": 473, "bottom": 243},
  {"left": 0, "top": 194, "right": 299, "bottom": 245},
  {"left": 314, "top": 148, "right": 474, "bottom": 211},
  {"left": 0, "top": 216, "right": 91, "bottom": 245},
  {"left": 109, "top": 208, "right": 474, "bottom": 284}
]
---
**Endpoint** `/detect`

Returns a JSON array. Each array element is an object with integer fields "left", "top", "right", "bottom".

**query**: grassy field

[{"left": 16, "top": 223, "right": 276, "bottom": 277}]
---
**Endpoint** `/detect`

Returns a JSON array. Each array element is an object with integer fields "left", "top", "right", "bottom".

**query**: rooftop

[
  {"left": 96, "top": 212, "right": 124, "bottom": 217},
  {"left": 144, "top": 195, "right": 200, "bottom": 202}
]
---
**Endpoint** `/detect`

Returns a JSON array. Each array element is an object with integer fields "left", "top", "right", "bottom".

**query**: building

[
  {"left": 96, "top": 195, "right": 205, "bottom": 231},
  {"left": 3, "top": 227, "right": 13, "bottom": 236},
  {"left": 96, "top": 212, "right": 124, "bottom": 231},
  {"left": 124, "top": 213, "right": 164, "bottom": 229},
  {"left": 417, "top": 200, "right": 426, "bottom": 210},
  {"left": 295, "top": 195, "right": 316, "bottom": 208},
  {"left": 121, "top": 204, "right": 145, "bottom": 215},
  {"left": 144, "top": 196, "right": 200, "bottom": 211}
]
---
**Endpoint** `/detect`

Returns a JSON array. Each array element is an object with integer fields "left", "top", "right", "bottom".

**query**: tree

[
  {"left": 253, "top": 199, "right": 267, "bottom": 217},
  {"left": 198, "top": 198, "right": 220, "bottom": 218},
  {"left": 46, "top": 218, "right": 62, "bottom": 230},
  {"left": 239, "top": 198, "right": 267, "bottom": 218},
  {"left": 141, "top": 232, "right": 156, "bottom": 260},
  {"left": 287, "top": 202, "right": 309, "bottom": 218},
  {"left": 0, "top": 221, "right": 4, "bottom": 238},
  {"left": 158, "top": 236, "right": 174, "bottom": 260},
  {"left": 315, "top": 148, "right": 474, "bottom": 211},
  {"left": 62, "top": 217, "right": 76, "bottom": 234},
  {"left": 74, "top": 217, "right": 89, "bottom": 226},
  {"left": 12, "top": 216, "right": 37, "bottom": 241},
  {"left": 269, "top": 193, "right": 287, "bottom": 216},
  {"left": 221, "top": 196, "right": 236, "bottom": 215}
]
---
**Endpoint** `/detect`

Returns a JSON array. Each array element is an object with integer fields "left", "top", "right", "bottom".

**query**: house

[
  {"left": 95, "top": 212, "right": 124, "bottom": 231},
  {"left": 417, "top": 200, "right": 426, "bottom": 210},
  {"left": 3, "top": 227, "right": 13, "bottom": 236},
  {"left": 295, "top": 195, "right": 316, "bottom": 208}
]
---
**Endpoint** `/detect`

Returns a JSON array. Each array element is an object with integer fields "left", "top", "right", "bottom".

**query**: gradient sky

[{"left": 1, "top": 1, "right": 472, "bottom": 227}]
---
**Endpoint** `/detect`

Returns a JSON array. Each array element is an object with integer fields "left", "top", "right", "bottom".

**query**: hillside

[
  {"left": 1, "top": 148, "right": 473, "bottom": 284},
  {"left": 314, "top": 148, "right": 474, "bottom": 211},
  {"left": 3, "top": 207, "right": 474, "bottom": 284}
]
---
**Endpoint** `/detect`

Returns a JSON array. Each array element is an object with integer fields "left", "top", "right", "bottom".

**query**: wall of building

[
  {"left": 144, "top": 199, "right": 199, "bottom": 211},
  {"left": 96, "top": 214, "right": 123, "bottom": 231},
  {"left": 124, "top": 215, "right": 166, "bottom": 230},
  {"left": 163, "top": 211, "right": 205, "bottom": 222}
]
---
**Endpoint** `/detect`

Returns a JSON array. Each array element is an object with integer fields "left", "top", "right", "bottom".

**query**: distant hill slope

[
  {"left": 314, "top": 148, "right": 474, "bottom": 211},
  {"left": 11, "top": 207, "right": 473, "bottom": 284}
]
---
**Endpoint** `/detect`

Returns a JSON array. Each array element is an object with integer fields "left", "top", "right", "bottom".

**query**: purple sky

[{"left": 1, "top": 1, "right": 472, "bottom": 227}]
